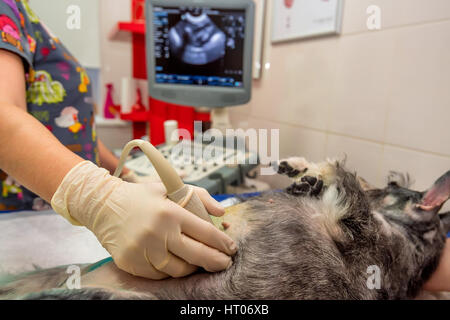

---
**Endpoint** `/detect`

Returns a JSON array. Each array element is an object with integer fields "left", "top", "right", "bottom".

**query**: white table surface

[{"left": 0, "top": 210, "right": 109, "bottom": 274}]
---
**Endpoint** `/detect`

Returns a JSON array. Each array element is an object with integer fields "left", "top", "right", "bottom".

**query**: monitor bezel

[{"left": 146, "top": 0, "right": 255, "bottom": 108}]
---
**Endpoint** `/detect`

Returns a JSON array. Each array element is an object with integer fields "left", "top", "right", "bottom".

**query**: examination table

[
  {"left": 0, "top": 210, "right": 109, "bottom": 274},
  {"left": 0, "top": 194, "right": 240, "bottom": 274}
]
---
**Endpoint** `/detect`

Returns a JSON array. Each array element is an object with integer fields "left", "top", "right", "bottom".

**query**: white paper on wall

[{"left": 271, "top": 0, "right": 343, "bottom": 43}]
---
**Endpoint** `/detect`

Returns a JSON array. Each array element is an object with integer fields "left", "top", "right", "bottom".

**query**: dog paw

[
  {"left": 286, "top": 175, "right": 324, "bottom": 197},
  {"left": 277, "top": 157, "right": 309, "bottom": 178}
]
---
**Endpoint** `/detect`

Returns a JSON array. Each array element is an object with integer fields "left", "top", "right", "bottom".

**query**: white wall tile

[
  {"left": 264, "top": 38, "right": 338, "bottom": 131},
  {"left": 99, "top": 0, "right": 133, "bottom": 111},
  {"left": 325, "top": 134, "right": 384, "bottom": 185},
  {"left": 229, "top": 109, "right": 251, "bottom": 129},
  {"left": 250, "top": 0, "right": 337, "bottom": 131},
  {"left": 341, "top": 0, "right": 381, "bottom": 34},
  {"left": 278, "top": 124, "right": 327, "bottom": 162},
  {"left": 342, "top": 0, "right": 450, "bottom": 34},
  {"left": 388, "top": 0, "right": 450, "bottom": 28},
  {"left": 247, "top": 46, "right": 293, "bottom": 124},
  {"left": 31, "top": 0, "right": 101, "bottom": 68},
  {"left": 381, "top": 146, "right": 450, "bottom": 191},
  {"left": 96, "top": 0, "right": 133, "bottom": 141},
  {"left": 328, "top": 29, "right": 396, "bottom": 142},
  {"left": 244, "top": 118, "right": 327, "bottom": 162},
  {"left": 230, "top": 103, "right": 252, "bottom": 117},
  {"left": 385, "top": 21, "right": 450, "bottom": 156}
]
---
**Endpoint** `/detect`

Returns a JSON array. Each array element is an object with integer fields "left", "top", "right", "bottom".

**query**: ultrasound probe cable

[{"left": 114, "top": 139, "right": 214, "bottom": 224}]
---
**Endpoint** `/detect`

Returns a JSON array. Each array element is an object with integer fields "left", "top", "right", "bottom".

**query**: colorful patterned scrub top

[{"left": 0, "top": 0, "right": 99, "bottom": 211}]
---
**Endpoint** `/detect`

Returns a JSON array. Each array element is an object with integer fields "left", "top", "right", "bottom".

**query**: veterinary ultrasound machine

[
  {"left": 125, "top": 0, "right": 257, "bottom": 195},
  {"left": 0, "top": 0, "right": 258, "bottom": 275}
]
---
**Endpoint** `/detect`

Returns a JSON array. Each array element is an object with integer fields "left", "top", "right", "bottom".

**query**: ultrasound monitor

[{"left": 146, "top": 0, "right": 255, "bottom": 108}]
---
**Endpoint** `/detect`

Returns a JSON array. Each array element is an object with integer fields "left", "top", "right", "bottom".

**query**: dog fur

[{"left": 1, "top": 158, "right": 449, "bottom": 300}]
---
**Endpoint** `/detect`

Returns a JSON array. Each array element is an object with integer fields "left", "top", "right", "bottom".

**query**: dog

[{"left": 1, "top": 157, "right": 449, "bottom": 299}]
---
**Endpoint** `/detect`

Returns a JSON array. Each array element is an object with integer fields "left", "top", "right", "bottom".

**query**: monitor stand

[{"left": 210, "top": 107, "right": 232, "bottom": 134}]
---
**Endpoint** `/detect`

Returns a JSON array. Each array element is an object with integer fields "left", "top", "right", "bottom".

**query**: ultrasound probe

[{"left": 114, "top": 139, "right": 214, "bottom": 224}]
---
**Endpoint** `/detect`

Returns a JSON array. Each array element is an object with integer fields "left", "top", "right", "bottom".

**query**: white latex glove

[
  {"left": 51, "top": 161, "right": 236, "bottom": 279},
  {"left": 121, "top": 169, "right": 187, "bottom": 184},
  {"left": 120, "top": 170, "right": 161, "bottom": 183}
]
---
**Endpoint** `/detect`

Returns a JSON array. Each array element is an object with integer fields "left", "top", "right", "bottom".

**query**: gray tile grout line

[
  {"left": 340, "top": 17, "right": 450, "bottom": 38},
  {"left": 231, "top": 111, "right": 450, "bottom": 159}
]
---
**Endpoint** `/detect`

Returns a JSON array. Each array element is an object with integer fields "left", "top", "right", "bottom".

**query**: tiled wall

[
  {"left": 96, "top": 0, "right": 450, "bottom": 203},
  {"left": 98, "top": 0, "right": 133, "bottom": 110},
  {"left": 96, "top": 0, "right": 133, "bottom": 150},
  {"left": 230, "top": 0, "right": 450, "bottom": 199},
  {"left": 30, "top": 0, "right": 101, "bottom": 68},
  {"left": 96, "top": 0, "right": 152, "bottom": 150}
]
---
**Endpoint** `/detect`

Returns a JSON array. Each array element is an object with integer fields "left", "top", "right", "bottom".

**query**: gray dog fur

[{"left": 1, "top": 158, "right": 449, "bottom": 300}]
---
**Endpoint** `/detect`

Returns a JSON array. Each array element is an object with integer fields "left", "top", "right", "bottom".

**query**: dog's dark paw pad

[
  {"left": 287, "top": 177, "right": 324, "bottom": 197},
  {"left": 278, "top": 161, "right": 306, "bottom": 178},
  {"left": 301, "top": 176, "right": 317, "bottom": 186},
  {"left": 277, "top": 161, "right": 291, "bottom": 174},
  {"left": 310, "top": 179, "right": 324, "bottom": 197},
  {"left": 287, "top": 182, "right": 310, "bottom": 196}
]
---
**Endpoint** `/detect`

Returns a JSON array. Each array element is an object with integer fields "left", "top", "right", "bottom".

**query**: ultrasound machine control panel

[{"left": 124, "top": 141, "right": 259, "bottom": 195}]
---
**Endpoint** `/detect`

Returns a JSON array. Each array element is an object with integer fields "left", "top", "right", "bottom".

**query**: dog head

[
  {"left": 362, "top": 170, "right": 450, "bottom": 291},
  {"left": 365, "top": 171, "right": 450, "bottom": 234}
]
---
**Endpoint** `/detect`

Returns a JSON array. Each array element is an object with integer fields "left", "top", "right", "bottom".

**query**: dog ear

[
  {"left": 439, "top": 212, "right": 450, "bottom": 233},
  {"left": 418, "top": 171, "right": 450, "bottom": 211},
  {"left": 387, "top": 171, "right": 414, "bottom": 188}
]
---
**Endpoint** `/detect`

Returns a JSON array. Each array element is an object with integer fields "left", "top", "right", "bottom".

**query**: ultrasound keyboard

[{"left": 124, "top": 141, "right": 258, "bottom": 194}]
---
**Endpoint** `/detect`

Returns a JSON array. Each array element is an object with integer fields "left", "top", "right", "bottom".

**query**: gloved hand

[
  {"left": 120, "top": 170, "right": 161, "bottom": 184},
  {"left": 51, "top": 161, "right": 237, "bottom": 280},
  {"left": 121, "top": 169, "right": 186, "bottom": 184}
]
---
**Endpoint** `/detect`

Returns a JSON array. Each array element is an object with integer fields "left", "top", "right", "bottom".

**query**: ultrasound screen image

[{"left": 152, "top": 6, "right": 246, "bottom": 88}]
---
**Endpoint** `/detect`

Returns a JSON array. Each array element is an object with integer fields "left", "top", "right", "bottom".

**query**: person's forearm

[
  {"left": 424, "top": 238, "right": 450, "bottom": 292},
  {"left": 0, "top": 104, "right": 84, "bottom": 202},
  {"left": 97, "top": 139, "right": 129, "bottom": 177}
]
